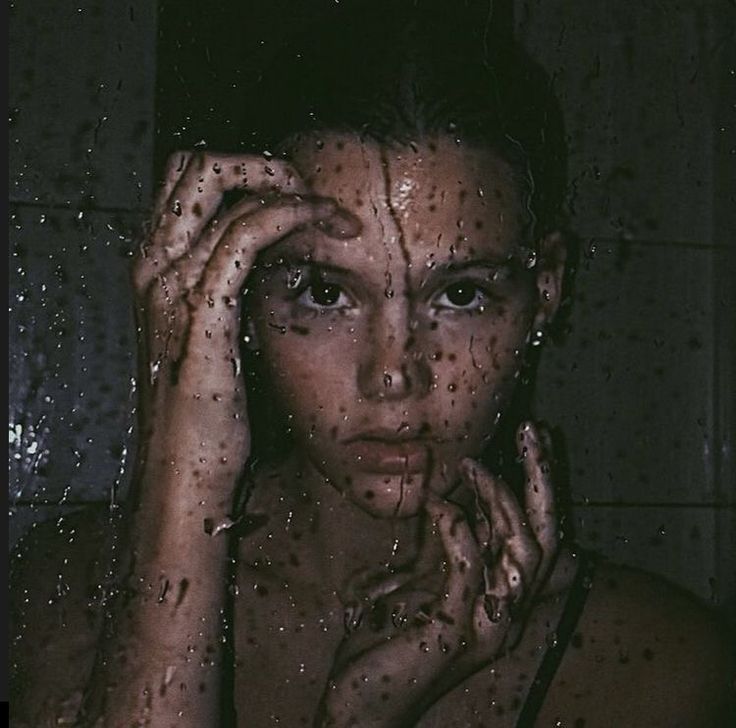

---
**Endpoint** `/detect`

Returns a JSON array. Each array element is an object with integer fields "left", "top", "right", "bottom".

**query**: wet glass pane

[{"left": 9, "top": 1, "right": 735, "bottom": 724}]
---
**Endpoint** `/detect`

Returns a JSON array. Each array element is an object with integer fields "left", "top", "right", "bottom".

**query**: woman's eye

[
  {"left": 298, "top": 281, "right": 352, "bottom": 310},
  {"left": 434, "top": 281, "right": 487, "bottom": 310}
]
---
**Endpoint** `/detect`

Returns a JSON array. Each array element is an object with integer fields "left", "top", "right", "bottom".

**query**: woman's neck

[{"left": 245, "top": 452, "right": 440, "bottom": 603}]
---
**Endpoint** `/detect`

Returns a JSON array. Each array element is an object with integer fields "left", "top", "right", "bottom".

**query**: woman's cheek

[
  {"left": 430, "top": 319, "right": 529, "bottom": 433},
  {"left": 260, "top": 327, "right": 354, "bottom": 429}
]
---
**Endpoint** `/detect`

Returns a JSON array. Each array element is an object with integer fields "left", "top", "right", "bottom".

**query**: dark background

[{"left": 9, "top": 0, "right": 736, "bottom": 641}]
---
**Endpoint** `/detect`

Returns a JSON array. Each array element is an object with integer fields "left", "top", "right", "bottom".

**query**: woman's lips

[{"left": 344, "top": 439, "right": 430, "bottom": 474}]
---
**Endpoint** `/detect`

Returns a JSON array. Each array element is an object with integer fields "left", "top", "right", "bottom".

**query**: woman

[{"left": 10, "top": 3, "right": 735, "bottom": 726}]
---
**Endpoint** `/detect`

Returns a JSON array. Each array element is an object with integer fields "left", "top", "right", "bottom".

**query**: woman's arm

[{"left": 8, "top": 152, "right": 342, "bottom": 727}]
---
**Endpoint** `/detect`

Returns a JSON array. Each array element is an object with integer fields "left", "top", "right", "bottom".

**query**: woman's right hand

[
  {"left": 130, "top": 152, "right": 344, "bottom": 509},
  {"left": 317, "top": 423, "right": 562, "bottom": 727}
]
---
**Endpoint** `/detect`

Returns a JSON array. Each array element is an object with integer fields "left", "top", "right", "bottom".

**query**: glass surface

[{"left": 8, "top": 1, "right": 735, "bottom": 723}]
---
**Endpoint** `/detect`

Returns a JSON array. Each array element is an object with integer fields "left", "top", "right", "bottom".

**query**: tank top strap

[{"left": 515, "top": 550, "right": 597, "bottom": 727}]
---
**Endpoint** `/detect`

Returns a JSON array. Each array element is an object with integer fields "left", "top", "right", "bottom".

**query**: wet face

[{"left": 248, "top": 132, "right": 563, "bottom": 518}]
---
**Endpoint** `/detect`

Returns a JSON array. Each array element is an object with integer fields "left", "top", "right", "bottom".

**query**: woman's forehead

[{"left": 284, "top": 132, "right": 526, "bottom": 262}]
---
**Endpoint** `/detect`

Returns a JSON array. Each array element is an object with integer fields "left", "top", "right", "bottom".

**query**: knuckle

[
  {"left": 277, "top": 162, "right": 303, "bottom": 188},
  {"left": 191, "top": 150, "right": 209, "bottom": 172}
]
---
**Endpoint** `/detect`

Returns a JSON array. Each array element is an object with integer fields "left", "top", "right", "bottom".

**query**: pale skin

[{"left": 9, "top": 134, "right": 736, "bottom": 727}]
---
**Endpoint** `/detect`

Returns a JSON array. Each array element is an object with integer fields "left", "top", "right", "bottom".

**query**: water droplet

[
  {"left": 391, "top": 605, "right": 407, "bottom": 629},
  {"left": 157, "top": 578, "right": 170, "bottom": 603}
]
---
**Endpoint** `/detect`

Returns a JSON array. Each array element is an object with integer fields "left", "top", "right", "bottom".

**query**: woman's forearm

[{"left": 77, "top": 424, "right": 241, "bottom": 727}]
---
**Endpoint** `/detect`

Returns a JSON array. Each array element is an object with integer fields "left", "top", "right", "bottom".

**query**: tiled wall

[
  {"left": 9, "top": 1, "right": 156, "bottom": 537},
  {"left": 9, "top": 2, "right": 734, "bottom": 623},
  {"left": 516, "top": 0, "right": 735, "bottom": 618}
]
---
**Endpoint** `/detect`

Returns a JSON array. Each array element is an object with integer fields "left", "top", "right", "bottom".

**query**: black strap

[{"left": 515, "top": 551, "right": 597, "bottom": 727}]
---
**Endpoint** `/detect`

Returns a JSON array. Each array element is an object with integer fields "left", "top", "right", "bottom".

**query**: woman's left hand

[{"left": 316, "top": 421, "right": 561, "bottom": 727}]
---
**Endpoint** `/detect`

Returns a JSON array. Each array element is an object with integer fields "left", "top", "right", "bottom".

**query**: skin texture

[
  {"left": 9, "top": 135, "right": 736, "bottom": 727},
  {"left": 247, "top": 134, "right": 559, "bottom": 517},
  {"left": 239, "top": 134, "right": 568, "bottom": 724}
]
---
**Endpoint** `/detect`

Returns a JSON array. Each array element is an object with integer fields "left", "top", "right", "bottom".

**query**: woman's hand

[
  {"left": 130, "top": 151, "right": 344, "bottom": 509},
  {"left": 316, "top": 422, "right": 561, "bottom": 728},
  {"left": 77, "top": 153, "right": 353, "bottom": 727}
]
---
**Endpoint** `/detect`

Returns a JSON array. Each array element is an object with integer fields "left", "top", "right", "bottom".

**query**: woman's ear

[{"left": 531, "top": 230, "right": 567, "bottom": 332}]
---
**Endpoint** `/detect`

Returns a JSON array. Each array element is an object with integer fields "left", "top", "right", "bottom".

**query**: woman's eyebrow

[
  {"left": 417, "top": 257, "right": 521, "bottom": 291},
  {"left": 431, "top": 256, "right": 518, "bottom": 273},
  {"left": 280, "top": 256, "right": 357, "bottom": 278}
]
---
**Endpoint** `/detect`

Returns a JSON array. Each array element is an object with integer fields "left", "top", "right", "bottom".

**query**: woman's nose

[{"left": 356, "top": 315, "right": 432, "bottom": 401}]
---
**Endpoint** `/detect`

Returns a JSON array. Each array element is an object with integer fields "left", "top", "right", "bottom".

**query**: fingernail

[
  {"left": 484, "top": 594, "right": 503, "bottom": 623},
  {"left": 343, "top": 602, "right": 363, "bottom": 634}
]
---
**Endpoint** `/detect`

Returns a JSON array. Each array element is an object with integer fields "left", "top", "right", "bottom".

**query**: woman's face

[{"left": 249, "top": 132, "right": 561, "bottom": 518}]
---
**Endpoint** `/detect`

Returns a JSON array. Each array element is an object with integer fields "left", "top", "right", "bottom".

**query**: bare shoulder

[
  {"left": 543, "top": 558, "right": 736, "bottom": 727},
  {"left": 10, "top": 504, "right": 113, "bottom": 726}
]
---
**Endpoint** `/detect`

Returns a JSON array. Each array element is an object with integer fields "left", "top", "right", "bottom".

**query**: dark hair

[
  {"left": 242, "top": 0, "right": 568, "bottom": 240},
  {"left": 241, "top": 1, "right": 574, "bottom": 487}
]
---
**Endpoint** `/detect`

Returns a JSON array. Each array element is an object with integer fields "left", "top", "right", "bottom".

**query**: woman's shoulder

[
  {"left": 10, "top": 504, "right": 112, "bottom": 725},
  {"left": 543, "top": 555, "right": 736, "bottom": 726}
]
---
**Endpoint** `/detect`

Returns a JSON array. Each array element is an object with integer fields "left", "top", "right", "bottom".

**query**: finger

[
  {"left": 473, "top": 591, "right": 511, "bottom": 630},
  {"left": 132, "top": 152, "right": 194, "bottom": 294},
  {"left": 173, "top": 195, "right": 363, "bottom": 294},
  {"left": 459, "top": 458, "right": 507, "bottom": 552},
  {"left": 425, "top": 494, "right": 481, "bottom": 624},
  {"left": 191, "top": 196, "right": 338, "bottom": 322},
  {"left": 469, "top": 472, "right": 491, "bottom": 550},
  {"left": 461, "top": 459, "right": 540, "bottom": 604},
  {"left": 518, "top": 421, "right": 559, "bottom": 578},
  {"left": 166, "top": 195, "right": 266, "bottom": 293},
  {"left": 152, "top": 151, "right": 193, "bottom": 221},
  {"left": 482, "top": 464, "right": 533, "bottom": 547},
  {"left": 151, "top": 153, "right": 307, "bottom": 270}
]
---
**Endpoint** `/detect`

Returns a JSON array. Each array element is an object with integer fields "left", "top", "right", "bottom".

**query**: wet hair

[
  {"left": 243, "top": 0, "right": 568, "bottom": 241},
  {"left": 241, "top": 0, "right": 574, "bottom": 492}
]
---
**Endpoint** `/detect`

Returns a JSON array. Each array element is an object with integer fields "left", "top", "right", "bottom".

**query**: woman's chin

[{"left": 342, "top": 472, "right": 435, "bottom": 519}]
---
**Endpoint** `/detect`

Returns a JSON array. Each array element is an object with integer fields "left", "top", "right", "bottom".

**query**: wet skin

[
  {"left": 248, "top": 133, "right": 562, "bottom": 520},
  {"left": 9, "top": 135, "right": 735, "bottom": 727}
]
